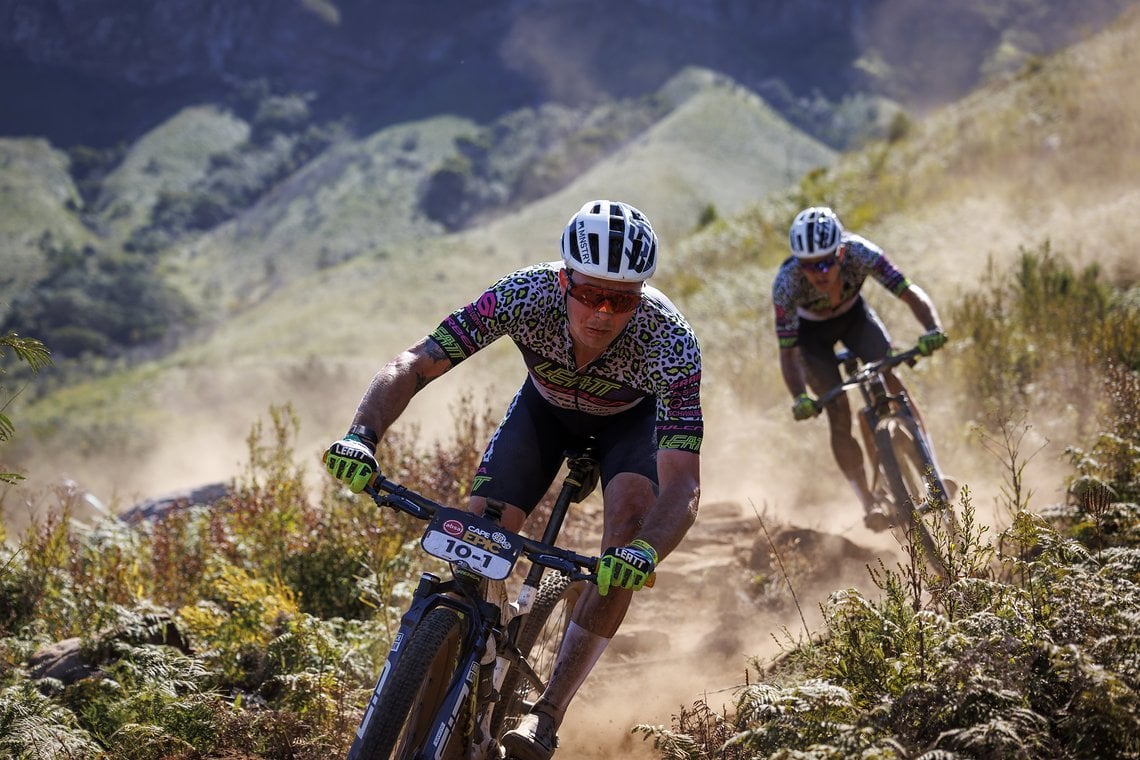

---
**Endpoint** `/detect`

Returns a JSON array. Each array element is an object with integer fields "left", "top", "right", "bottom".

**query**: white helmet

[
  {"left": 560, "top": 200, "right": 657, "bottom": 281},
  {"left": 789, "top": 206, "right": 844, "bottom": 259}
]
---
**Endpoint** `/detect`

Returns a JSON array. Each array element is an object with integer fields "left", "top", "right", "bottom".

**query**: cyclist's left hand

[
  {"left": 918, "top": 328, "right": 948, "bottom": 356},
  {"left": 597, "top": 539, "right": 657, "bottom": 595}
]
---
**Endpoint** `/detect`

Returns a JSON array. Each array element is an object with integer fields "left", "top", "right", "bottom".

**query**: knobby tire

[
  {"left": 491, "top": 572, "right": 582, "bottom": 741},
  {"left": 878, "top": 421, "right": 958, "bottom": 578},
  {"left": 354, "top": 606, "right": 467, "bottom": 760}
]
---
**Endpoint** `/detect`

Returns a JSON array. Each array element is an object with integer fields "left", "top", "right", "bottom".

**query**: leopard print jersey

[
  {"left": 429, "top": 262, "right": 703, "bottom": 452},
  {"left": 771, "top": 233, "right": 911, "bottom": 348}
]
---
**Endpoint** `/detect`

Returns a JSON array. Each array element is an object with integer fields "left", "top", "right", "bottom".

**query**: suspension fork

[
  {"left": 508, "top": 450, "right": 592, "bottom": 627},
  {"left": 353, "top": 573, "right": 481, "bottom": 746}
]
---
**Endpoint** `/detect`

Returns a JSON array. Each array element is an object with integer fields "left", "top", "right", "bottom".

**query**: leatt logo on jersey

[
  {"left": 430, "top": 329, "right": 466, "bottom": 362},
  {"left": 534, "top": 361, "right": 621, "bottom": 396},
  {"left": 576, "top": 220, "right": 594, "bottom": 264}
]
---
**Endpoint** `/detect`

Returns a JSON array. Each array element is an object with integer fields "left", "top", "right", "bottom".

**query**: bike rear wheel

[
  {"left": 879, "top": 422, "right": 958, "bottom": 578},
  {"left": 491, "top": 572, "right": 583, "bottom": 740},
  {"left": 353, "top": 606, "right": 468, "bottom": 760}
]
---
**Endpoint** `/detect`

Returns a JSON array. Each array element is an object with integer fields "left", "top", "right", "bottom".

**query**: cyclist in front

[
  {"left": 325, "top": 199, "right": 703, "bottom": 760},
  {"left": 771, "top": 206, "right": 947, "bottom": 531}
]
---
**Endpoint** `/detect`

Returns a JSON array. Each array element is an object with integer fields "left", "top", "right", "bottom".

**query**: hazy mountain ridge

[
  {"left": 0, "top": 66, "right": 835, "bottom": 337},
  {"left": 1, "top": 0, "right": 1132, "bottom": 149}
]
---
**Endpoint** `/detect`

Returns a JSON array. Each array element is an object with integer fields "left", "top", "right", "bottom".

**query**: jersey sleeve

[
  {"left": 428, "top": 274, "right": 518, "bottom": 364},
  {"left": 848, "top": 237, "right": 910, "bottom": 296},
  {"left": 653, "top": 330, "right": 704, "bottom": 453},
  {"left": 771, "top": 261, "right": 800, "bottom": 348},
  {"left": 656, "top": 370, "right": 703, "bottom": 452}
]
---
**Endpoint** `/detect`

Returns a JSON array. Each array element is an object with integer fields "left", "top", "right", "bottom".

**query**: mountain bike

[
  {"left": 346, "top": 447, "right": 615, "bottom": 760},
  {"left": 814, "top": 345, "right": 958, "bottom": 577}
]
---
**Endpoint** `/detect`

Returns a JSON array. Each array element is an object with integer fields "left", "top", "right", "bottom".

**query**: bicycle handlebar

[
  {"left": 813, "top": 345, "right": 924, "bottom": 408},
  {"left": 365, "top": 476, "right": 601, "bottom": 582}
]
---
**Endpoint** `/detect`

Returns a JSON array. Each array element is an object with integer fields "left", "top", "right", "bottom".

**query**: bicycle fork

[{"left": 348, "top": 573, "right": 492, "bottom": 760}]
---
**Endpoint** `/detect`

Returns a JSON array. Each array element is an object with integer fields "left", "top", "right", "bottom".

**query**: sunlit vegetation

[
  {"left": 635, "top": 251, "right": 1140, "bottom": 760},
  {"left": 0, "top": 393, "right": 591, "bottom": 757},
  {"left": 950, "top": 244, "right": 1140, "bottom": 428},
  {"left": 0, "top": 333, "right": 52, "bottom": 486}
]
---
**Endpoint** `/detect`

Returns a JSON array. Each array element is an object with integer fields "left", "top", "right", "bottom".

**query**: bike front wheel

[
  {"left": 491, "top": 572, "right": 583, "bottom": 740},
  {"left": 879, "top": 421, "right": 959, "bottom": 578},
  {"left": 351, "top": 606, "right": 468, "bottom": 760}
]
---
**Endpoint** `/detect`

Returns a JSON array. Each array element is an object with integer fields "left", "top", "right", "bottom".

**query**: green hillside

[
  {"left": 2, "top": 67, "right": 836, "bottom": 505},
  {"left": 3, "top": 5, "right": 1139, "bottom": 514},
  {"left": 0, "top": 139, "right": 95, "bottom": 326}
]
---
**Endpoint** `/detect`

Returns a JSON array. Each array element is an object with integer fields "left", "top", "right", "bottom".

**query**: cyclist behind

[
  {"left": 771, "top": 206, "right": 947, "bottom": 531},
  {"left": 325, "top": 200, "right": 703, "bottom": 760}
]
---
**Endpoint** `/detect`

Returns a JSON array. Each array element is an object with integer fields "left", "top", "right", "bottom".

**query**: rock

[
  {"left": 26, "top": 638, "right": 94, "bottom": 684},
  {"left": 119, "top": 482, "right": 231, "bottom": 524},
  {"left": 27, "top": 612, "right": 192, "bottom": 686},
  {"left": 748, "top": 526, "right": 876, "bottom": 576}
]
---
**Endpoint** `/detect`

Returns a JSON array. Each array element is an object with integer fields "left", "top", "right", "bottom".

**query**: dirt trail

[{"left": 548, "top": 497, "right": 903, "bottom": 758}]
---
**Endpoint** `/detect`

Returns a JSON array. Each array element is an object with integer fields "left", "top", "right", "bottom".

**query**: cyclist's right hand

[
  {"left": 324, "top": 434, "right": 378, "bottom": 493},
  {"left": 792, "top": 393, "right": 819, "bottom": 421},
  {"left": 917, "top": 328, "right": 948, "bottom": 356}
]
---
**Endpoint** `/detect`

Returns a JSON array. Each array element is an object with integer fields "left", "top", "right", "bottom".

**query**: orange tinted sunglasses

[{"left": 565, "top": 271, "right": 642, "bottom": 314}]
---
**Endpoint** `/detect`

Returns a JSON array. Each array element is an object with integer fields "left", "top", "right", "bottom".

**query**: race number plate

[{"left": 420, "top": 507, "right": 521, "bottom": 580}]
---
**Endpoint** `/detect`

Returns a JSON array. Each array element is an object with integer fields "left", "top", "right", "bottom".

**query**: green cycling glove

[
  {"left": 597, "top": 539, "right": 657, "bottom": 596},
  {"left": 917, "top": 329, "right": 948, "bottom": 356},
  {"left": 792, "top": 393, "right": 819, "bottom": 421},
  {"left": 324, "top": 428, "right": 379, "bottom": 493}
]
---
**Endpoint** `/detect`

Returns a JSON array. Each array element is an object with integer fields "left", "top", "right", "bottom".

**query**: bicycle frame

[
  {"left": 816, "top": 346, "right": 957, "bottom": 575},
  {"left": 346, "top": 450, "right": 603, "bottom": 760}
]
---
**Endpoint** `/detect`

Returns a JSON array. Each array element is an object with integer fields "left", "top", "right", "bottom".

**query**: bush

[
  {"left": 951, "top": 244, "right": 1139, "bottom": 426},
  {"left": 0, "top": 397, "right": 504, "bottom": 756}
]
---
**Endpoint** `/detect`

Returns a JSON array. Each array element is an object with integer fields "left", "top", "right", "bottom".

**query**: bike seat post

[
  {"left": 868, "top": 376, "right": 892, "bottom": 415},
  {"left": 539, "top": 448, "right": 598, "bottom": 547},
  {"left": 835, "top": 349, "right": 858, "bottom": 378}
]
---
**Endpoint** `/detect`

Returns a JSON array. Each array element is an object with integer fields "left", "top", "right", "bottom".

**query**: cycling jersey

[
  {"left": 429, "top": 262, "right": 703, "bottom": 453},
  {"left": 772, "top": 233, "right": 910, "bottom": 348}
]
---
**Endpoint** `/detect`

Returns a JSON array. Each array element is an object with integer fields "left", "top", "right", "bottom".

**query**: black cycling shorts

[
  {"left": 798, "top": 296, "right": 893, "bottom": 395},
  {"left": 470, "top": 377, "right": 658, "bottom": 513}
]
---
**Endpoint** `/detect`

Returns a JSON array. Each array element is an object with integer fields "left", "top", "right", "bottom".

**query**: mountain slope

[
  {"left": 6, "top": 6, "right": 1140, "bottom": 514},
  {"left": 672, "top": 4, "right": 1140, "bottom": 518},
  {"left": 4, "top": 68, "right": 834, "bottom": 504},
  {"left": 0, "top": 138, "right": 94, "bottom": 325}
]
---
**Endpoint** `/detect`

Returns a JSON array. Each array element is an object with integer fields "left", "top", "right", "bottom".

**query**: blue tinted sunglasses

[{"left": 800, "top": 253, "right": 838, "bottom": 274}]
